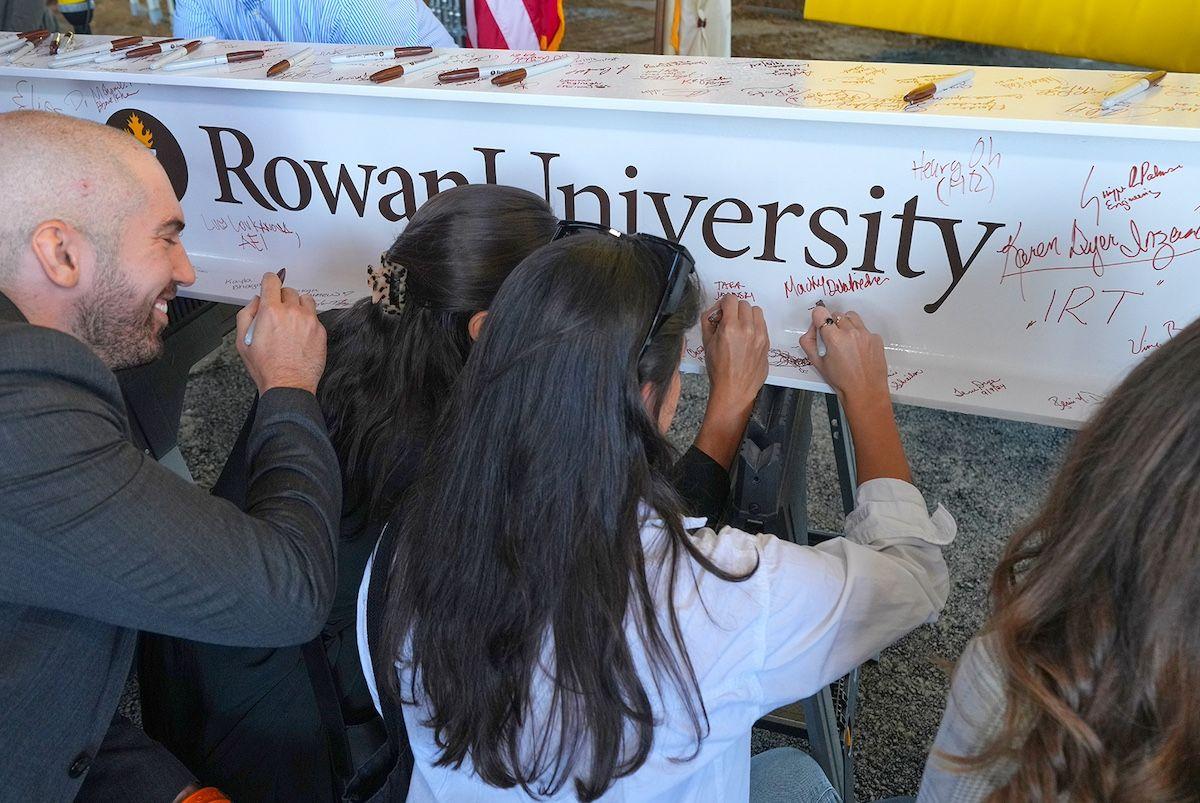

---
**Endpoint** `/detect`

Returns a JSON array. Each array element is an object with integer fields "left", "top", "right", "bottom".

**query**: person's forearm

[
  {"left": 692, "top": 392, "right": 754, "bottom": 470},
  {"left": 841, "top": 393, "right": 912, "bottom": 484}
]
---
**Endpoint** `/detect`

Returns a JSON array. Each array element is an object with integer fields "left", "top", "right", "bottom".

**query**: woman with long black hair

[
  {"left": 359, "top": 227, "right": 956, "bottom": 801},
  {"left": 139, "top": 187, "right": 768, "bottom": 802}
]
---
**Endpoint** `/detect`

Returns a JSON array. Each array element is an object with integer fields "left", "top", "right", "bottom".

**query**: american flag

[{"left": 465, "top": 0, "right": 565, "bottom": 50}]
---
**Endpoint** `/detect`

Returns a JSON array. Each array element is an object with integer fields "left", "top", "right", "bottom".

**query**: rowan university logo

[{"left": 105, "top": 108, "right": 188, "bottom": 201}]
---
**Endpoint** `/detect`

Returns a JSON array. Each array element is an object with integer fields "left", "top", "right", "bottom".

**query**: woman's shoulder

[
  {"left": 917, "top": 634, "right": 1013, "bottom": 802},
  {"left": 670, "top": 522, "right": 842, "bottom": 606},
  {"left": 944, "top": 635, "right": 1006, "bottom": 713}
]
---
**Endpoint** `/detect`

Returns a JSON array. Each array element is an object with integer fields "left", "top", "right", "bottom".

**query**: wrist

[
  {"left": 840, "top": 386, "right": 892, "bottom": 419},
  {"left": 706, "top": 384, "right": 755, "bottom": 420},
  {"left": 840, "top": 391, "right": 898, "bottom": 439},
  {"left": 695, "top": 390, "right": 756, "bottom": 470},
  {"left": 260, "top": 378, "right": 319, "bottom": 396}
]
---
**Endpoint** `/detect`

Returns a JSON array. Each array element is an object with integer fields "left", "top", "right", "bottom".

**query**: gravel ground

[{"left": 83, "top": 2, "right": 1100, "bottom": 798}]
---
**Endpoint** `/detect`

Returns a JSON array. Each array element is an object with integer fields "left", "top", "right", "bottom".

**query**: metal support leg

[
  {"left": 801, "top": 690, "right": 846, "bottom": 799},
  {"left": 826, "top": 393, "right": 857, "bottom": 518},
  {"left": 731, "top": 389, "right": 861, "bottom": 802},
  {"left": 825, "top": 393, "right": 860, "bottom": 800},
  {"left": 728, "top": 385, "right": 811, "bottom": 540}
]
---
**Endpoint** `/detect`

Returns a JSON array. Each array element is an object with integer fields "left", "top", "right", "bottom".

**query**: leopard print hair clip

[{"left": 367, "top": 252, "right": 407, "bottom": 315}]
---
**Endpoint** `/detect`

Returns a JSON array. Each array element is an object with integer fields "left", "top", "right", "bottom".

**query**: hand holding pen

[
  {"left": 797, "top": 302, "right": 911, "bottom": 484},
  {"left": 236, "top": 270, "right": 327, "bottom": 395},
  {"left": 693, "top": 293, "right": 770, "bottom": 469},
  {"left": 702, "top": 293, "right": 769, "bottom": 395}
]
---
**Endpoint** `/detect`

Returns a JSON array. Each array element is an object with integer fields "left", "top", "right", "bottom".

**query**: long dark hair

[
  {"left": 952, "top": 318, "right": 1200, "bottom": 800},
  {"left": 316, "top": 184, "right": 557, "bottom": 524},
  {"left": 380, "top": 234, "right": 752, "bottom": 800}
]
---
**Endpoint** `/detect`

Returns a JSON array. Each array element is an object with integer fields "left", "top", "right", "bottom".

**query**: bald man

[{"left": 0, "top": 111, "right": 342, "bottom": 801}]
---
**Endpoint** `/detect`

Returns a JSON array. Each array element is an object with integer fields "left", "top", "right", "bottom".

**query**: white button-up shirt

[{"left": 358, "top": 477, "right": 956, "bottom": 801}]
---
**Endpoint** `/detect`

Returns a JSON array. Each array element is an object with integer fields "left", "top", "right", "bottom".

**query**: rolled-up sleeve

[{"left": 755, "top": 478, "right": 955, "bottom": 707}]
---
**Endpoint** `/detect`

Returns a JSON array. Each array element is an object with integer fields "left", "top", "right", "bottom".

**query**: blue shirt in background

[{"left": 173, "top": 0, "right": 456, "bottom": 48}]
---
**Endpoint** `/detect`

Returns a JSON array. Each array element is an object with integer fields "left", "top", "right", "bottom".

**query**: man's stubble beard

[{"left": 72, "top": 250, "right": 166, "bottom": 371}]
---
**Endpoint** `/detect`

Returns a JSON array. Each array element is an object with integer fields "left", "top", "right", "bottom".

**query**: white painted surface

[{"left": 3, "top": 35, "right": 1198, "bottom": 427}]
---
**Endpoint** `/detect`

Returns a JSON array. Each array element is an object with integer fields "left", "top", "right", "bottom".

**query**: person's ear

[
  {"left": 467, "top": 310, "right": 488, "bottom": 341},
  {"left": 30, "top": 220, "right": 89, "bottom": 290},
  {"left": 640, "top": 381, "right": 658, "bottom": 416}
]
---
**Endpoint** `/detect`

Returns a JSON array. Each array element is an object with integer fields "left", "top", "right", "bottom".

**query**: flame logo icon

[
  {"left": 107, "top": 108, "right": 186, "bottom": 200},
  {"left": 125, "top": 112, "right": 155, "bottom": 152}
]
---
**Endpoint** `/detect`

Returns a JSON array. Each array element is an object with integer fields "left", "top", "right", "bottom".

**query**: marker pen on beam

[
  {"left": 368, "top": 54, "right": 450, "bottom": 83},
  {"left": 903, "top": 69, "right": 974, "bottom": 104},
  {"left": 331, "top": 46, "right": 432, "bottom": 63},
  {"left": 1101, "top": 70, "right": 1167, "bottom": 109},
  {"left": 491, "top": 57, "right": 573, "bottom": 87},
  {"left": 163, "top": 50, "right": 266, "bottom": 72},
  {"left": 438, "top": 62, "right": 522, "bottom": 83},
  {"left": 94, "top": 37, "right": 182, "bottom": 63},
  {"left": 150, "top": 37, "right": 214, "bottom": 69},
  {"left": 51, "top": 35, "right": 143, "bottom": 64},
  {"left": 6, "top": 31, "right": 49, "bottom": 63},
  {"left": 0, "top": 28, "right": 48, "bottom": 55},
  {"left": 266, "top": 46, "right": 314, "bottom": 77},
  {"left": 243, "top": 268, "right": 286, "bottom": 347}
]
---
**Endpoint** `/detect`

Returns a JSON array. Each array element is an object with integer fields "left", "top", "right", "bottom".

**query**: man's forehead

[{"left": 132, "top": 157, "right": 185, "bottom": 225}]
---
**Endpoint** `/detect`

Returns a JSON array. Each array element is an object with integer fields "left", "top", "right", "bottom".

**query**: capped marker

[
  {"left": 6, "top": 32, "right": 48, "bottom": 63},
  {"left": 163, "top": 49, "right": 266, "bottom": 72},
  {"left": 243, "top": 268, "right": 286, "bottom": 346},
  {"left": 903, "top": 68, "right": 974, "bottom": 104},
  {"left": 491, "top": 57, "right": 573, "bottom": 87},
  {"left": 51, "top": 35, "right": 144, "bottom": 67},
  {"left": 331, "top": 46, "right": 432, "bottom": 63},
  {"left": 0, "top": 28, "right": 47, "bottom": 54},
  {"left": 438, "top": 62, "right": 522, "bottom": 83},
  {"left": 53, "top": 35, "right": 143, "bottom": 60},
  {"left": 6, "top": 41, "right": 35, "bottom": 63},
  {"left": 7, "top": 31, "right": 50, "bottom": 63},
  {"left": 94, "top": 37, "right": 182, "bottom": 63},
  {"left": 150, "top": 37, "right": 213, "bottom": 69},
  {"left": 1101, "top": 70, "right": 1167, "bottom": 109},
  {"left": 267, "top": 46, "right": 314, "bottom": 77},
  {"left": 368, "top": 53, "right": 450, "bottom": 83}
]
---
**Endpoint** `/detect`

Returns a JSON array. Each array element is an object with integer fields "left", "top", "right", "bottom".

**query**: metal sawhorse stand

[{"left": 727, "top": 386, "right": 862, "bottom": 802}]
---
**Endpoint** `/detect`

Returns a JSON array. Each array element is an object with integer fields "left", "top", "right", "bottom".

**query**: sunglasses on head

[{"left": 551, "top": 221, "right": 696, "bottom": 362}]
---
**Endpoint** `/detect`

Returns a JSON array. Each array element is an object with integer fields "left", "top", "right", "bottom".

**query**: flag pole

[{"left": 653, "top": 0, "right": 667, "bottom": 54}]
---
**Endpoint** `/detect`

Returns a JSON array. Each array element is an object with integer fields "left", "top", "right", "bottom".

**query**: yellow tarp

[{"left": 805, "top": 0, "right": 1199, "bottom": 73}]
